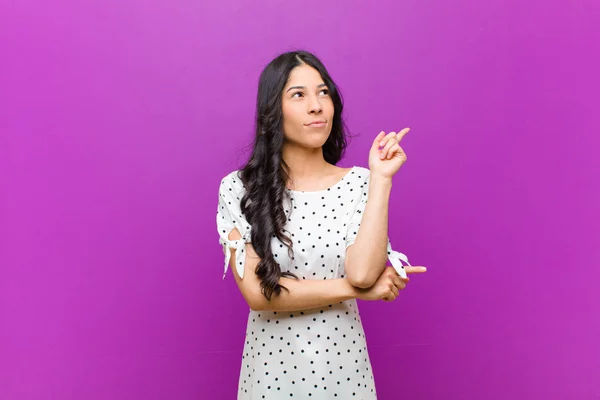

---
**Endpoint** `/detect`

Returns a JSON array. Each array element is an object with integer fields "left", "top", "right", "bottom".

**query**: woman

[{"left": 216, "top": 50, "right": 426, "bottom": 399}]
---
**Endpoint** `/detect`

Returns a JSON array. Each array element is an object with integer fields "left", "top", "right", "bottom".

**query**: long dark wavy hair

[{"left": 238, "top": 50, "right": 350, "bottom": 301}]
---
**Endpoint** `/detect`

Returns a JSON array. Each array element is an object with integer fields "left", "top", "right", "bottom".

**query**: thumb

[{"left": 372, "top": 131, "right": 386, "bottom": 150}]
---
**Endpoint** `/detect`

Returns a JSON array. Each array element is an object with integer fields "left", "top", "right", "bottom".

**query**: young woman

[{"left": 216, "top": 50, "right": 426, "bottom": 399}]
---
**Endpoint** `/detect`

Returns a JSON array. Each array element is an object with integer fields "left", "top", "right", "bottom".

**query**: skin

[{"left": 280, "top": 64, "right": 342, "bottom": 191}]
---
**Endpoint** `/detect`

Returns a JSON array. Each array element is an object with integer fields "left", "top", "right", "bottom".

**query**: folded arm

[{"left": 226, "top": 228, "right": 358, "bottom": 312}]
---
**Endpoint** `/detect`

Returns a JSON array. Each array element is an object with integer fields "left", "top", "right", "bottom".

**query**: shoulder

[
  {"left": 352, "top": 166, "right": 370, "bottom": 177},
  {"left": 219, "top": 170, "right": 244, "bottom": 196},
  {"left": 347, "top": 167, "right": 370, "bottom": 201},
  {"left": 220, "top": 170, "right": 243, "bottom": 186},
  {"left": 350, "top": 166, "right": 370, "bottom": 184},
  {"left": 332, "top": 165, "right": 369, "bottom": 179}
]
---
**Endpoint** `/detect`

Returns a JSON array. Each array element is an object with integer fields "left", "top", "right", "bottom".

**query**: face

[{"left": 281, "top": 64, "right": 334, "bottom": 148}]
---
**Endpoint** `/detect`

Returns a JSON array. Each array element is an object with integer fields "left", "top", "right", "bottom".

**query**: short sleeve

[
  {"left": 344, "top": 170, "right": 412, "bottom": 279},
  {"left": 216, "top": 173, "right": 252, "bottom": 280}
]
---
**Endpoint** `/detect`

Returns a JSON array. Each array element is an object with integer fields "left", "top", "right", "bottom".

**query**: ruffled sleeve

[
  {"left": 344, "top": 169, "right": 411, "bottom": 279},
  {"left": 216, "top": 173, "right": 252, "bottom": 280}
]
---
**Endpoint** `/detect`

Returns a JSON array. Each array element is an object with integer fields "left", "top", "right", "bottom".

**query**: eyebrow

[{"left": 285, "top": 83, "right": 328, "bottom": 93}]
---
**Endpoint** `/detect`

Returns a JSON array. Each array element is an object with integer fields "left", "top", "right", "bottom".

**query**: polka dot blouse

[{"left": 216, "top": 166, "right": 411, "bottom": 399}]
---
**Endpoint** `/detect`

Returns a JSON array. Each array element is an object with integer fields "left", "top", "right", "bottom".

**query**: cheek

[
  {"left": 283, "top": 105, "right": 303, "bottom": 125},
  {"left": 324, "top": 99, "right": 335, "bottom": 116},
  {"left": 281, "top": 105, "right": 302, "bottom": 136}
]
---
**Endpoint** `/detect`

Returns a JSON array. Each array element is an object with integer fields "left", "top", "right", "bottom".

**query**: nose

[{"left": 308, "top": 94, "right": 323, "bottom": 115}]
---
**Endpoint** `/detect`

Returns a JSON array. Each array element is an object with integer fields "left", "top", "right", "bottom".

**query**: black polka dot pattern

[{"left": 216, "top": 166, "right": 380, "bottom": 399}]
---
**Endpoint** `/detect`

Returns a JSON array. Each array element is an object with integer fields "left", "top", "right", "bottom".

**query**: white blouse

[
  {"left": 216, "top": 166, "right": 411, "bottom": 399},
  {"left": 217, "top": 167, "right": 410, "bottom": 281}
]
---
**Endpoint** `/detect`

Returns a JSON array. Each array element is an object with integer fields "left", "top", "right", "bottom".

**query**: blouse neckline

[{"left": 286, "top": 166, "right": 357, "bottom": 195}]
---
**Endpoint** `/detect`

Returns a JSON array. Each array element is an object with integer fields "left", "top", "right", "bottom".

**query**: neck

[{"left": 281, "top": 143, "right": 330, "bottom": 186}]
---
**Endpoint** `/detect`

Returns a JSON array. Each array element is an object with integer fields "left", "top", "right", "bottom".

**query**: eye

[
  {"left": 291, "top": 91, "right": 304, "bottom": 98},
  {"left": 319, "top": 89, "right": 330, "bottom": 96}
]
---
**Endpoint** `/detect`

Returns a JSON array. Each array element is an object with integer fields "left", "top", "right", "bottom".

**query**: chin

[{"left": 298, "top": 138, "right": 328, "bottom": 150}]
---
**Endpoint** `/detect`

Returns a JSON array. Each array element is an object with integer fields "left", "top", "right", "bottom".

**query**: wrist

[
  {"left": 344, "top": 278, "right": 360, "bottom": 300},
  {"left": 369, "top": 174, "right": 393, "bottom": 189}
]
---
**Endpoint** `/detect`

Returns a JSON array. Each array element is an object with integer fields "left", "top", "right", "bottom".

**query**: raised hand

[{"left": 369, "top": 128, "right": 411, "bottom": 179}]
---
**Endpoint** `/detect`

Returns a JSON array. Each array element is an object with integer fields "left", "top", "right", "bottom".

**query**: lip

[{"left": 305, "top": 120, "right": 327, "bottom": 127}]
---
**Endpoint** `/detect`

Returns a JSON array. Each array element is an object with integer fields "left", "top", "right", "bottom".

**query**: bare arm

[
  {"left": 227, "top": 228, "right": 358, "bottom": 312},
  {"left": 344, "top": 175, "right": 392, "bottom": 288}
]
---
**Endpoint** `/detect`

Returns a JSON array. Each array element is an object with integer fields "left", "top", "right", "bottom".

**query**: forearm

[
  {"left": 345, "top": 175, "right": 392, "bottom": 287},
  {"left": 255, "top": 277, "right": 358, "bottom": 312}
]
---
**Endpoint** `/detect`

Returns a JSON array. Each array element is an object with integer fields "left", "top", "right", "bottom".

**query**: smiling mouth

[{"left": 305, "top": 121, "right": 327, "bottom": 127}]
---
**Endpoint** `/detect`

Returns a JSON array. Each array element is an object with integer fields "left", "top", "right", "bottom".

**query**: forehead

[{"left": 285, "top": 64, "right": 325, "bottom": 87}]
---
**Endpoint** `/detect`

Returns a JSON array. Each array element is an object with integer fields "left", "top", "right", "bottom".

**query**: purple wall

[{"left": 1, "top": 0, "right": 599, "bottom": 399}]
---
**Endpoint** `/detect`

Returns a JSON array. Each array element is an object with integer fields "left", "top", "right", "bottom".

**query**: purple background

[{"left": 1, "top": 0, "right": 599, "bottom": 399}]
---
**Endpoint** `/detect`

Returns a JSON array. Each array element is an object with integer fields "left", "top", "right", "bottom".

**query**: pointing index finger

[
  {"left": 405, "top": 265, "right": 427, "bottom": 274},
  {"left": 396, "top": 127, "right": 411, "bottom": 142}
]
